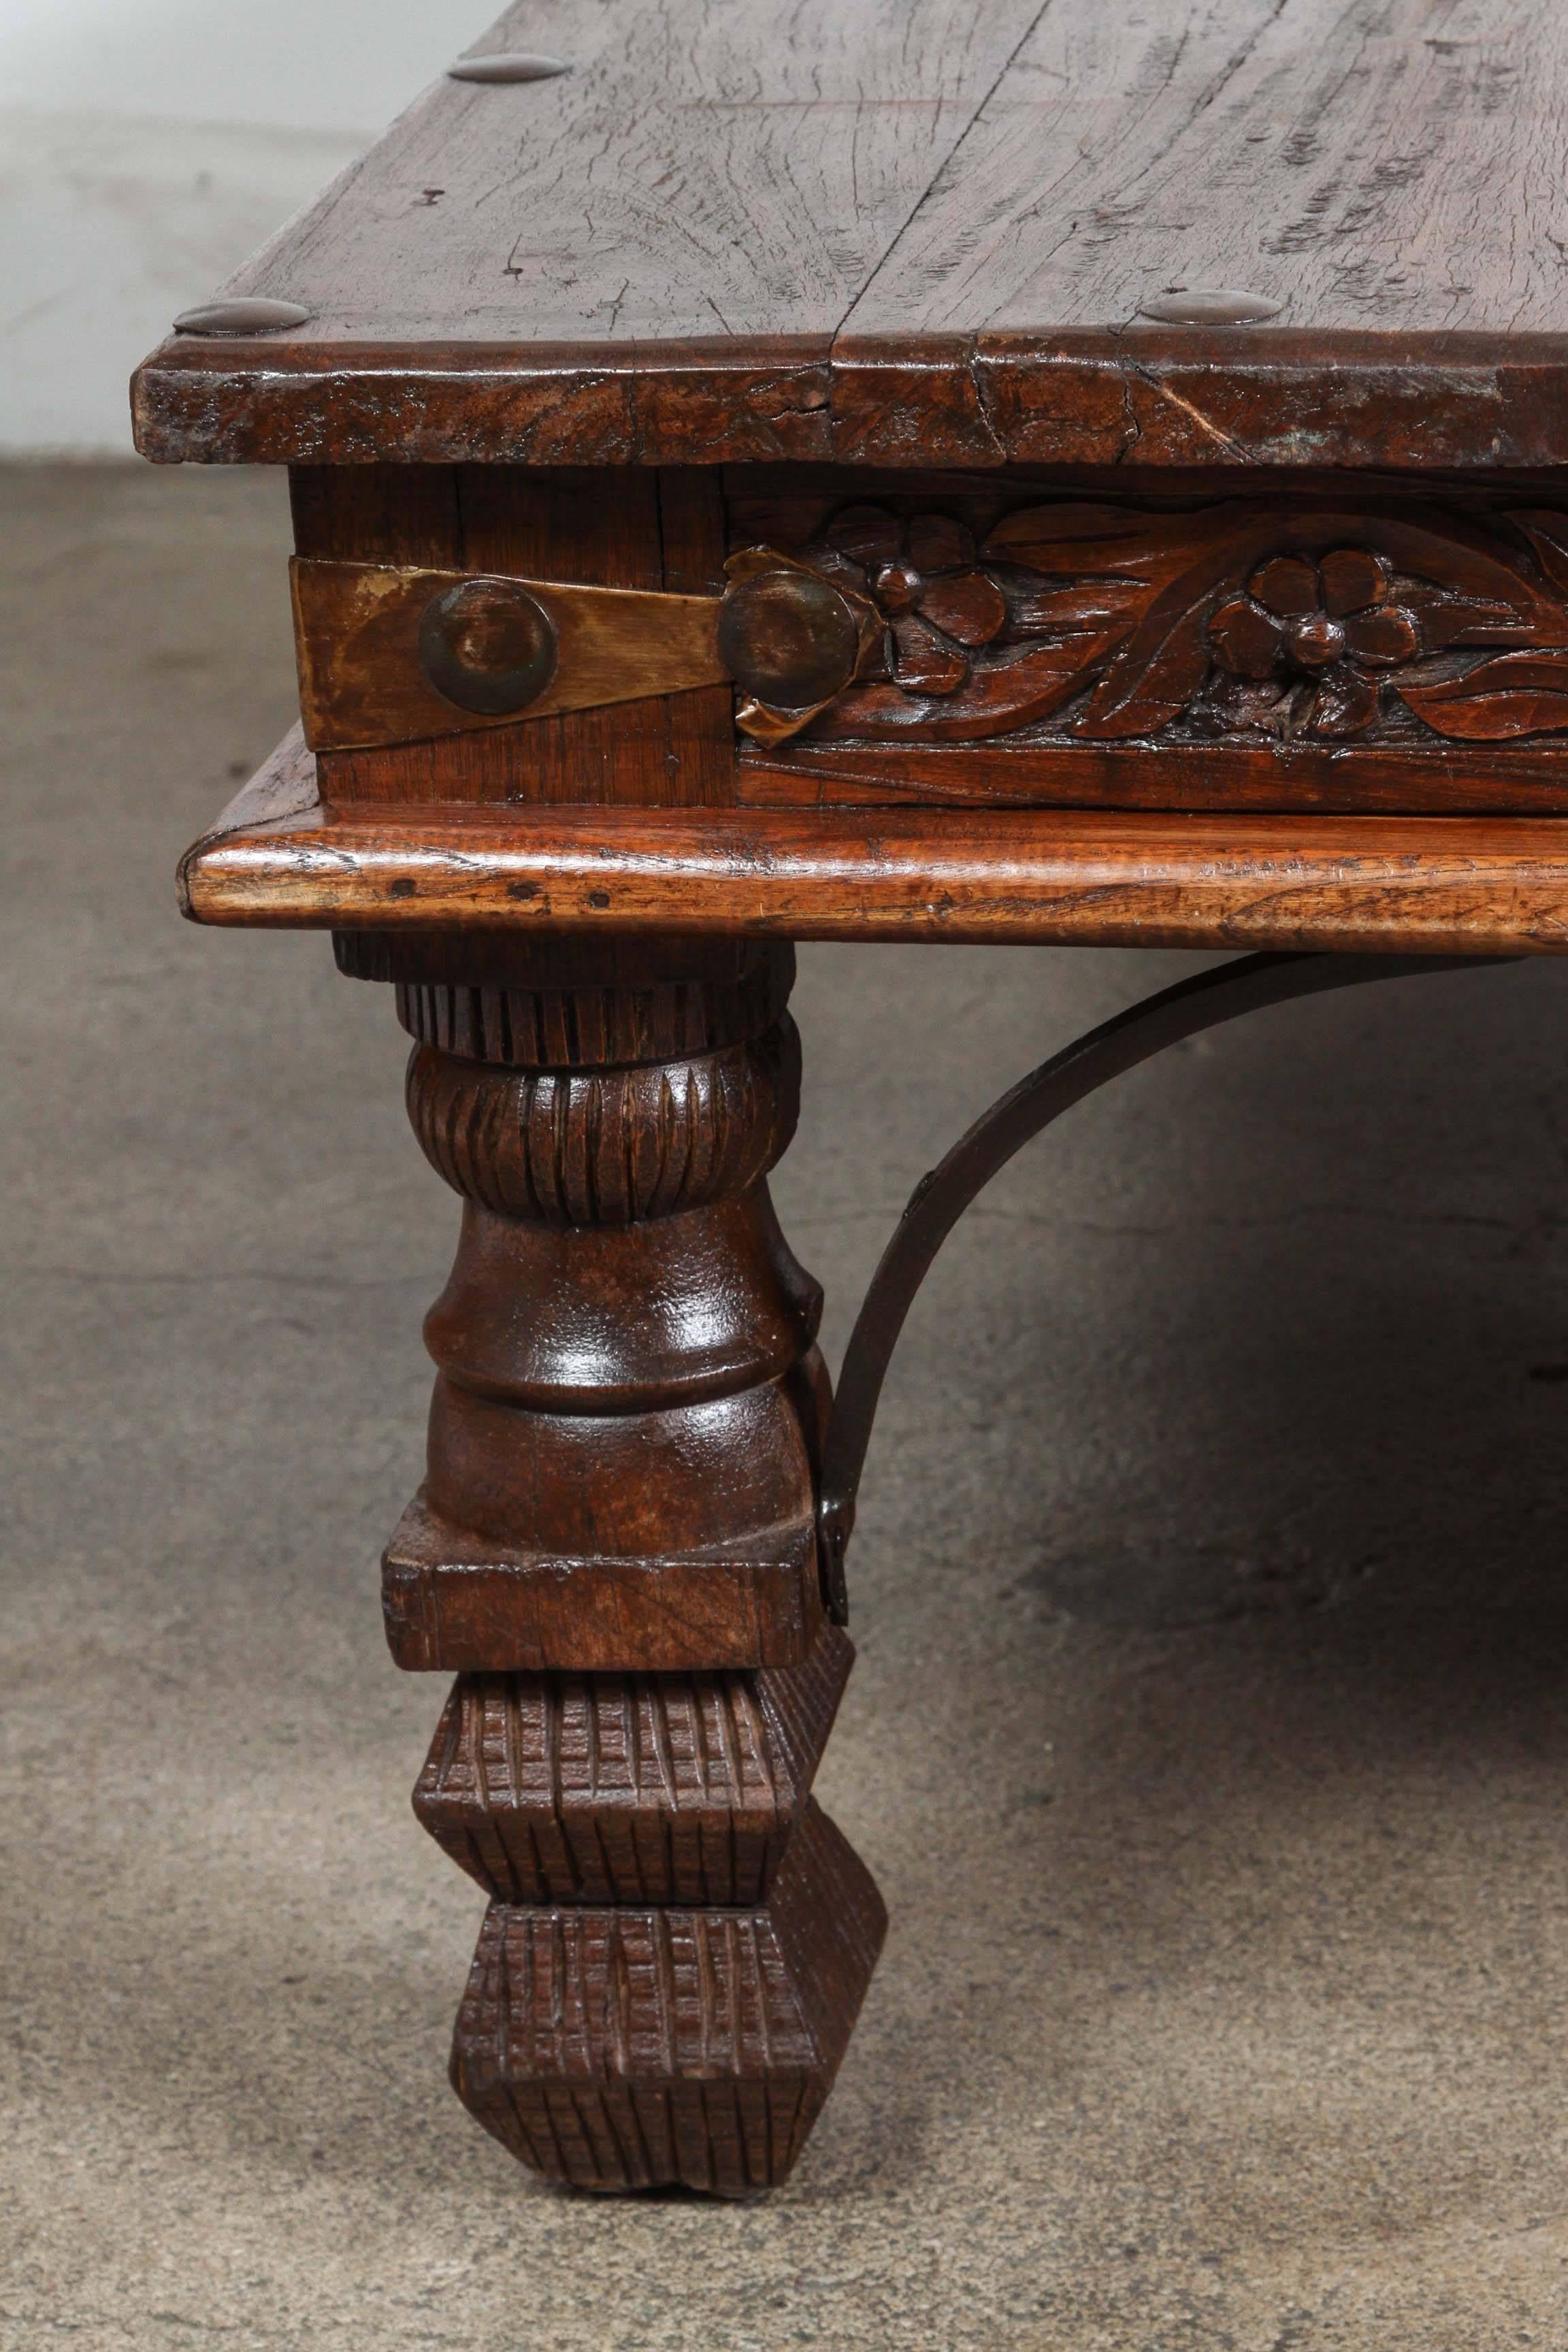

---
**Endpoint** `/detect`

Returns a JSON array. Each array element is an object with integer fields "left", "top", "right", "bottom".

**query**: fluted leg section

[{"left": 338, "top": 930, "right": 884, "bottom": 2193}]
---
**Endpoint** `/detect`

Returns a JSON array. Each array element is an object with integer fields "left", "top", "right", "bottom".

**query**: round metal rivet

[
  {"left": 717, "top": 572, "right": 860, "bottom": 709},
  {"left": 1137, "top": 287, "right": 1282, "bottom": 327},
  {"left": 173, "top": 298, "right": 313, "bottom": 336},
  {"left": 419, "top": 579, "right": 559, "bottom": 715},
  {"left": 447, "top": 52, "right": 570, "bottom": 82}
]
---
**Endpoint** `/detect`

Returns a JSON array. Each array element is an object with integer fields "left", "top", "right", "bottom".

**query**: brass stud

[
  {"left": 1137, "top": 287, "right": 1281, "bottom": 326},
  {"left": 717, "top": 571, "right": 861, "bottom": 710},
  {"left": 173, "top": 298, "right": 313, "bottom": 336},
  {"left": 447, "top": 52, "right": 570, "bottom": 82},
  {"left": 419, "top": 578, "right": 559, "bottom": 715}
]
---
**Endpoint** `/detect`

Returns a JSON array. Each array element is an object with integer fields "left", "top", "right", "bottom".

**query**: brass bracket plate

[
  {"left": 291, "top": 552, "right": 885, "bottom": 754},
  {"left": 291, "top": 558, "right": 730, "bottom": 752}
]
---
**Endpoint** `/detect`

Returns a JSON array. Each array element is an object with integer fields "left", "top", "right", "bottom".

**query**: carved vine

[{"left": 770, "top": 500, "right": 1568, "bottom": 749}]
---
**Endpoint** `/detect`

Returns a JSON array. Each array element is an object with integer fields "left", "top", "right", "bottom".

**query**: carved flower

[
  {"left": 819, "top": 506, "right": 1009, "bottom": 696},
  {"left": 1207, "top": 550, "right": 1425, "bottom": 737}
]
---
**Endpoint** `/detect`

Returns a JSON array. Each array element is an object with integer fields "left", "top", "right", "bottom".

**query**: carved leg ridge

[{"left": 340, "top": 932, "right": 884, "bottom": 2194}]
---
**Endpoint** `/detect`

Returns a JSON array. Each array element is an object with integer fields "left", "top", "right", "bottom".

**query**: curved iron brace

[{"left": 817, "top": 948, "right": 1517, "bottom": 1624}]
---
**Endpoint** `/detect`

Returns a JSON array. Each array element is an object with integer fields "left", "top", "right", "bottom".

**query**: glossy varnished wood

[
  {"left": 183, "top": 741, "right": 1568, "bottom": 953},
  {"left": 364, "top": 928, "right": 882, "bottom": 2189},
  {"left": 373, "top": 935, "right": 832, "bottom": 1672}
]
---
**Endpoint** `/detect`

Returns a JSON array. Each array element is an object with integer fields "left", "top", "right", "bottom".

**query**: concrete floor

[{"left": 5, "top": 464, "right": 1568, "bottom": 2350}]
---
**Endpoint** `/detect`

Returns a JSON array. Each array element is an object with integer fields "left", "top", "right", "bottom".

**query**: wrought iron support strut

[{"left": 817, "top": 949, "right": 1515, "bottom": 1624}]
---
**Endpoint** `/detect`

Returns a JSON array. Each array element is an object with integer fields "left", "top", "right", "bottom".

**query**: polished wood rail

[{"left": 184, "top": 738, "right": 1568, "bottom": 954}]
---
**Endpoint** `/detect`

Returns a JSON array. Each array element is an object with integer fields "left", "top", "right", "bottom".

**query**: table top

[{"left": 133, "top": 0, "right": 1568, "bottom": 472}]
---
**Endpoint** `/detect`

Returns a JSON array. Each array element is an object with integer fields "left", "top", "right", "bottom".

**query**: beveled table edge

[{"left": 177, "top": 731, "right": 1568, "bottom": 955}]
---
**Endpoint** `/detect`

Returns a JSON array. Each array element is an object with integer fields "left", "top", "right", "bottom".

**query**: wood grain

[
  {"left": 738, "top": 741, "right": 1568, "bottom": 817},
  {"left": 299, "top": 466, "right": 735, "bottom": 806},
  {"left": 845, "top": 0, "right": 1564, "bottom": 343},
  {"left": 150, "top": 0, "right": 1048, "bottom": 347},
  {"left": 382, "top": 1486, "right": 823, "bottom": 1673},
  {"left": 131, "top": 1, "right": 1568, "bottom": 471},
  {"left": 727, "top": 481, "right": 1568, "bottom": 806},
  {"left": 181, "top": 757, "right": 1568, "bottom": 953}
]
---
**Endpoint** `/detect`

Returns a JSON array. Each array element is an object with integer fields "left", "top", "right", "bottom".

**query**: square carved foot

[
  {"left": 413, "top": 1622, "right": 854, "bottom": 1904},
  {"left": 448, "top": 1800, "right": 886, "bottom": 2195}
]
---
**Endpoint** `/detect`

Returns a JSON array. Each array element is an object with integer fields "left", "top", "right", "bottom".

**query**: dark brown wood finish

[
  {"left": 145, "top": 0, "right": 1568, "bottom": 2204},
  {"left": 730, "top": 475, "right": 1568, "bottom": 811},
  {"left": 282, "top": 468, "right": 1568, "bottom": 817},
  {"left": 134, "top": 1, "right": 1568, "bottom": 473},
  {"left": 341, "top": 927, "right": 885, "bottom": 2189},
  {"left": 449, "top": 1799, "right": 885, "bottom": 2195},
  {"left": 414, "top": 1626, "right": 855, "bottom": 1906},
  {"left": 368, "top": 933, "right": 833, "bottom": 1671}
]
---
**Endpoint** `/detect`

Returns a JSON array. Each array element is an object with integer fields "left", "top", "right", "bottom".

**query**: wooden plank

[
  {"left": 178, "top": 745, "right": 1568, "bottom": 951},
  {"left": 843, "top": 0, "right": 1568, "bottom": 342},
  {"left": 152, "top": 0, "right": 1047, "bottom": 346},
  {"left": 131, "top": 0, "right": 1568, "bottom": 470},
  {"left": 659, "top": 468, "right": 737, "bottom": 807},
  {"left": 135, "top": 327, "right": 1568, "bottom": 472}
]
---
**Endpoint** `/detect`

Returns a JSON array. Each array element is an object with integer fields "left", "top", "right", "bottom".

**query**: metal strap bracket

[{"left": 816, "top": 949, "right": 1515, "bottom": 1624}]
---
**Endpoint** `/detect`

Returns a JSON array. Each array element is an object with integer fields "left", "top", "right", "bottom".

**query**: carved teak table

[{"left": 134, "top": 1, "right": 1568, "bottom": 2195}]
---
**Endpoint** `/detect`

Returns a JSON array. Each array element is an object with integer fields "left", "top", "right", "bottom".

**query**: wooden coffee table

[{"left": 134, "top": 0, "right": 1568, "bottom": 2195}]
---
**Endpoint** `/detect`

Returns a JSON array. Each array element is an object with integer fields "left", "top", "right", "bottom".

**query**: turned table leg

[{"left": 337, "top": 930, "right": 885, "bottom": 2195}]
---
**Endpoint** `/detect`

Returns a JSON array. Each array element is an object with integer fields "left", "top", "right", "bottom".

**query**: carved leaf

[
  {"left": 1405, "top": 591, "right": 1546, "bottom": 650},
  {"left": 1309, "top": 670, "right": 1378, "bottom": 737},
  {"left": 1003, "top": 578, "right": 1147, "bottom": 633},
  {"left": 1509, "top": 510, "right": 1568, "bottom": 600},
  {"left": 983, "top": 502, "right": 1236, "bottom": 587},
  {"left": 828, "top": 506, "right": 900, "bottom": 568},
  {"left": 808, "top": 636, "right": 1122, "bottom": 742},
  {"left": 794, "top": 499, "right": 1568, "bottom": 749},
  {"left": 1075, "top": 601, "right": 1215, "bottom": 738},
  {"left": 1398, "top": 651, "right": 1568, "bottom": 739}
]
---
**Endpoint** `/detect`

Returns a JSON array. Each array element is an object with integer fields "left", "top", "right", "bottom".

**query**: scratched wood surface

[
  {"left": 132, "top": 0, "right": 1568, "bottom": 470},
  {"left": 846, "top": 0, "right": 1563, "bottom": 341}
]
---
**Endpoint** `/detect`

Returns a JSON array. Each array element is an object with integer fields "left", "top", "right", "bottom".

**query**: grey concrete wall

[{"left": 0, "top": 0, "right": 491, "bottom": 453}]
